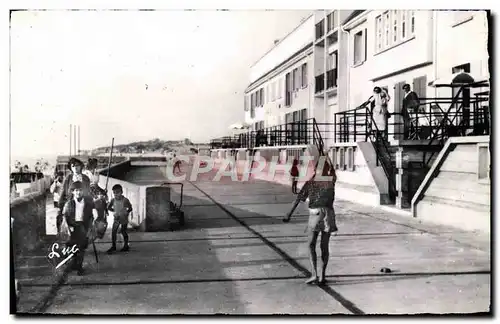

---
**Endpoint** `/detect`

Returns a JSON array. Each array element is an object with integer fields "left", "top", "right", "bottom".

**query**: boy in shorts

[
  {"left": 283, "top": 161, "right": 337, "bottom": 285},
  {"left": 106, "top": 184, "right": 133, "bottom": 254}
]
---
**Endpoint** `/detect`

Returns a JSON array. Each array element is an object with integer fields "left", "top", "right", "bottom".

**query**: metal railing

[
  {"left": 210, "top": 118, "right": 336, "bottom": 150},
  {"left": 422, "top": 82, "right": 490, "bottom": 165},
  {"left": 333, "top": 98, "right": 373, "bottom": 143},
  {"left": 334, "top": 90, "right": 490, "bottom": 146}
]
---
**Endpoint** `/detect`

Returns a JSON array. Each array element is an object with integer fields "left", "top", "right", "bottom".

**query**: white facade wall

[
  {"left": 343, "top": 10, "right": 489, "bottom": 112},
  {"left": 249, "top": 16, "right": 315, "bottom": 83},
  {"left": 434, "top": 10, "right": 489, "bottom": 99}
]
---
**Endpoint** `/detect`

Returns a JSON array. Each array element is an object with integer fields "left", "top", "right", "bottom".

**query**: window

[
  {"left": 346, "top": 147, "right": 354, "bottom": 171},
  {"left": 327, "top": 52, "right": 337, "bottom": 70},
  {"left": 330, "top": 148, "right": 337, "bottom": 169},
  {"left": 285, "top": 72, "right": 292, "bottom": 106},
  {"left": 410, "top": 10, "right": 415, "bottom": 35},
  {"left": 353, "top": 29, "right": 366, "bottom": 65},
  {"left": 301, "top": 63, "right": 308, "bottom": 88},
  {"left": 384, "top": 11, "right": 390, "bottom": 48},
  {"left": 327, "top": 11, "right": 337, "bottom": 32},
  {"left": 260, "top": 88, "right": 264, "bottom": 107},
  {"left": 392, "top": 10, "right": 398, "bottom": 43},
  {"left": 293, "top": 68, "right": 301, "bottom": 91},
  {"left": 401, "top": 11, "right": 407, "bottom": 40},
  {"left": 375, "top": 10, "right": 415, "bottom": 54},
  {"left": 338, "top": 148, "right": 345, "bottom": 170},
  {"left": 376, "top": 16, "right": 383, "bottom": 52},
  {"left": 315, "top": 20, "right": 325, "bottom": 39},
  {"left": 277, "top": 79, "right": 282, "bottom": 99}
]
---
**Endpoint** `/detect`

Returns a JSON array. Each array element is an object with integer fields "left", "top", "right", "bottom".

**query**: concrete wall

[
  {"left": 329, "top": 142, "right": 384, "bottom": 206},
  {"left": 434, "top": 10, "right": 489, "bottom": 99},
  {"left": 412, "top": 136, "right": 490, "bottom": 232},
  {"left": 98, "top": 160, "right": 132, "bottom": 180},
  {"left": 14, "top": 175, "right": 52, "bottom": 198},
  {"left": 11, "top": 192, "right": 47, "bottom": 257},
  {"left": 97, "top": 160, "right": 145, "bottom": 229}
]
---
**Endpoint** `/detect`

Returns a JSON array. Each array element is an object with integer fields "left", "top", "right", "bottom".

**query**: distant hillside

[{"left": 92, "top": 138, "right": 208, "bottom": 155}]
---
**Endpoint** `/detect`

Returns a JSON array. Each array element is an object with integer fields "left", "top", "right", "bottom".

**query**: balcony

[
  {"left": 326, "top": 11, "right": 338, "bottom": 34},
  {"left": 326, "top": 69, "right": 338, "bottom": 94},
  {"left": 315, "top": 20, "right": 325, "bottom": 40},
  {"left": 314, "top": 74, "right": 325, "bottom": 94}
]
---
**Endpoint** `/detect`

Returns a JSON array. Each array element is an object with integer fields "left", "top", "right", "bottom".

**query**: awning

[{"left": 428, "top": 72, "right": 488, "bottom": 88}]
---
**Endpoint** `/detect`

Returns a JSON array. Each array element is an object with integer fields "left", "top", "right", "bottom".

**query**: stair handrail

[
  {"left": 422, "top": 86, "right": 464, "bottom": 166},
  {"left": 364, "top": 102, "right": 397, "bottom": 198}
]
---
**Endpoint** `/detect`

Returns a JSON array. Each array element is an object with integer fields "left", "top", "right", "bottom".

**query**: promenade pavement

[{"left": 15, "top": 164, "right": 491, "bottom": 315}]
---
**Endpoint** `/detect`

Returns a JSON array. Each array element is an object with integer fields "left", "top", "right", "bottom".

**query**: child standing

[
  {"left": 290, "top": 159, "right": 300, "bottom": 194},
  {"left": 93, "top": 188, "right": 109, "bottom": 239},
  {"left": 107, "top": 184, "right": 133, "bottom": 254},
  {"left": 50, "top": 172, "right": 64, "bottom": 208},
  {"left": 62, "top": 181, "right": 96, "bottom": 276}
]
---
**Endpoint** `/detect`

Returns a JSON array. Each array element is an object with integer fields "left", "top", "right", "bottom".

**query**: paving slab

[{"left": 45, "top": 278, "right": 351, "bottom": 314}]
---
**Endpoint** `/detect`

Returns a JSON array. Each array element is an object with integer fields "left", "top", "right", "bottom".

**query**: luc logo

[{"left": 47, "top": 243, "right": 80, "bottom": 269}]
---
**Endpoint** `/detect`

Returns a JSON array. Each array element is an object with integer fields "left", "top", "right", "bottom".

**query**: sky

[{"left": 10, "top": 9, "right": 311, "bottom": 158}]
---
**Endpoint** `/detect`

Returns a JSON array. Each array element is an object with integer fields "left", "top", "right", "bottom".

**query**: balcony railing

[
  {"left": 315, "top": 74, "right": 324, "bottom": 94},
  {"left": 210, "top": 118, "right": 335, "bottom": 150},
  {"left": 326, "top": 69, "right": 337, "bottom": 89},
  {"left": 333, "top": 92, "right": 490, "bottom": 143}
]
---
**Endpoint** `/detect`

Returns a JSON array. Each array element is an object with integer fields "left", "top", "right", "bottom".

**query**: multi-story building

[
  {"left": 339, "top": 10, "right": 489, "bottom": 139},
  {"left": 210, "top": 10, "right": 490, "bottom": 232},
  {"left": 244, "top": 15, "right": 314, "bottom": 133}
]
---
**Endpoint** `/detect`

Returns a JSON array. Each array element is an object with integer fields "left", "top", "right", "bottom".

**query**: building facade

[
  {"left": 226, "top": 9, "right": 490, "bottom": 148},
  {"left": 243, "top": 15, "right": 315, "bottom": 133}
]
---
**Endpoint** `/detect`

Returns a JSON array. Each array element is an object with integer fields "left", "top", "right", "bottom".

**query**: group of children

[{"left": 55, "top": 157, "right": 134, "bottom": 276}]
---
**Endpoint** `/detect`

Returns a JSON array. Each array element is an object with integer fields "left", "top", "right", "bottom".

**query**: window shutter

[
  {"left": 419, "top": 76, "right": 427, "bottom": 99},
  {"left": 412, "top": 78, "right": 420, "bottom": 99},
  {"left": 394, "top": 81, "right": 405, "bottom": 113},
  {"left": 413, "top": 76, "right": 427, "bottom": 99}
]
